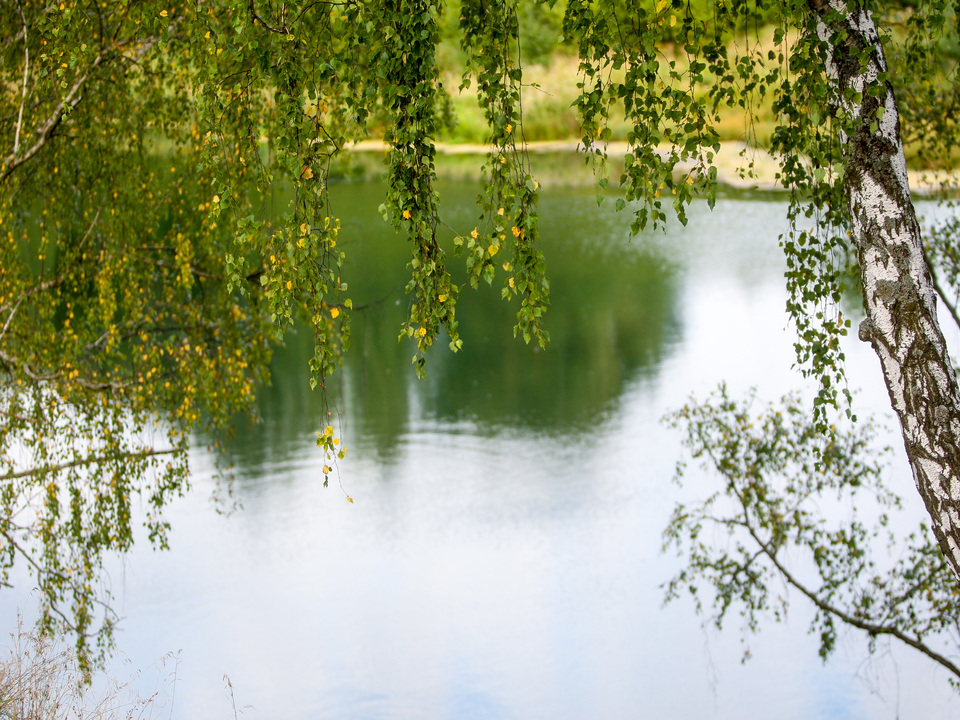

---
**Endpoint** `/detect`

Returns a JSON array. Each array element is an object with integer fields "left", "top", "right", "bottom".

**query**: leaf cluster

[{"left": 664, "top": 385, "right": 960, "bottom": 681}]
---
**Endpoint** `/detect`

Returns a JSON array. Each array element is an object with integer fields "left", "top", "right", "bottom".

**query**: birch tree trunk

[{"left": 809, "top": 0, "right": 960, "bottom": 581}]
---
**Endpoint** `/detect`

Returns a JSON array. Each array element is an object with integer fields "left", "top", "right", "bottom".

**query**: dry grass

[{"left": 0, "top": 617, "right": 173, "bottom": 720}]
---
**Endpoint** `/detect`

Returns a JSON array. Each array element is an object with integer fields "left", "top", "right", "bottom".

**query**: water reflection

[
  {"left": 8, "top": 188, "right": 958, "bottom": 720},
  {"left": 231, "top": 181, "right": 682, "bottom": 466}
]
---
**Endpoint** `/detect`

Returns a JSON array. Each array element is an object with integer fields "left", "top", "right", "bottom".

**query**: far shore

[{"left": 347, "top": 139, "right": 957, "bottom": 195}]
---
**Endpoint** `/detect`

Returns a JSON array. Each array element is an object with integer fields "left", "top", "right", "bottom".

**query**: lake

[{"left": 4, "top": 177, "right": 959, "bottom": 719}]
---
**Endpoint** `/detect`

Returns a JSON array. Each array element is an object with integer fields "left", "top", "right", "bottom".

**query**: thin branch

[
  {"left": 0, "top": 348, "right": 132, "bottom": 391},
  {"left": 1, "top": 35, "right": 162, "bottom": 184},
  {"left": 0, "top": 408, "right": 37, "bottom": 424},
  {"left": 1, "top": 54, "right": 103, "bottom": 184},
  {"left": 741, "top": 513, "right": 960, "bottom": 680},
  {"left": 925, "top": 248, "right": 960, "bottom": 334},
  {"left": 248, "top": 0, "right": 289, "bottom": 34},
  {"left": 0, "top": 296, "right": 24, "bottom": 343},
  {"left": 13, "top": 0, "right": 30, "bottom": 157},
  {"left": 350, "top": 282, "right": 403, "bottom": 311},
  {"left": 0, "top": 447, "right": 180, "bottom": 483},
  {"left": 134, "top": 257, "right": 224, "bottom": 281},
  {"left": 0, "top": 208, "right": 102, "bottom": 328}
]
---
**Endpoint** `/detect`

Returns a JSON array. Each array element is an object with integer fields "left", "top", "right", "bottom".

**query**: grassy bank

[{"left": 332, "top": 140, "right": 956, "bottom": 196}]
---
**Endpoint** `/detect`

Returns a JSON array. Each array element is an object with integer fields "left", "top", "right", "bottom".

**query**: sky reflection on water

[{"left": 4, "top": 187, "right": 959, "bottom": 719}]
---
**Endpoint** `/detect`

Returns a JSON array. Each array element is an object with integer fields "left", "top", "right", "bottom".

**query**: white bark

[{"left": 810, "top": 0, "right": 960, "bottom": 581}]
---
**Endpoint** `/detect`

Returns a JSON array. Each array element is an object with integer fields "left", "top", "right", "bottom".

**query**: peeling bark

[{"left": 809, "top": 0, "right": 960, "bottom": 581}]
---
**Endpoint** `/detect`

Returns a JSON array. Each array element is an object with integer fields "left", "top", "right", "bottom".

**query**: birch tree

[{"left": 805, "top": 0, "right": 960, "bottom": 583}]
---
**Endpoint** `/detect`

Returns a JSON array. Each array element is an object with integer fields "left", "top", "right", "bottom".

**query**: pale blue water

[{"left": 4, "top": 185, "right": 958, "bottom": 719}]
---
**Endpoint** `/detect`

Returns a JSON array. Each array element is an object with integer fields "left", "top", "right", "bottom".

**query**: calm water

[{"left": 5, "top": 181, "right": 960, "bottom": 718}]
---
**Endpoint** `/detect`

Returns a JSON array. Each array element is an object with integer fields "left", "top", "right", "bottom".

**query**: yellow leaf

[
  {"left": 323, "top": 465, "right": 331, "bottom": 474},
  {"left": 330, "top": 307, "right": 340, "bottom": 318},
  {"left": 488, "top": 244, "right": 499, "bottom": 256},
  {"left": 470, "top": 227, "right": 479, "bottom": 239},
  {"left": 213, "top": 195, "right": 220, "bottom": 203},
  {"left": 160, "top": 9, "right": 168, "bottom": 16},
  {"left": 301, "top": 166, "right": 314, "bottom": 179},
  {"left": 497, "top": 207, "right": 505, "bottom": 216},
  {"left": 417, "top": 327, "right": 427, "bottom": 337},
  {"left": 402, "top": 209, "right": 411, "bottom": 220},
  {"left": 346, "top": 496, "right": 354, "bottom": 504},
  {"left": 438, "top": 293, "right": 446, "bottom": 302},
  {"left": 324, "top": 425, "right": 334, "bottom": 436}
]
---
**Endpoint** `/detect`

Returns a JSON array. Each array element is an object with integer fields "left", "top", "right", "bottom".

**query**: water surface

[{"left": 6, "top": 182, "right": 959, "bottom": 719}]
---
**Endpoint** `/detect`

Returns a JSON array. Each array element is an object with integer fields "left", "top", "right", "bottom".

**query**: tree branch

[
  {"left": 1, "top": 35, "right": 162, "bottom": 184},
  {"left": 923, "top": 246, "right": 960, "bottom": 336},
  {"left": 13, "top": 0, "right": 30, "bottom": 158},
  {"left": 741, "top": 511, "right": 960, "bottom": 680},
  {"left": 0, "top": 447, "right": 180, "bottom": 483}
]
